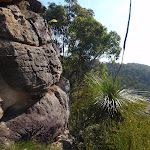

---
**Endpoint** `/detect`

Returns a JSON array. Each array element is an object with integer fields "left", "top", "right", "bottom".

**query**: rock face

[
  {"left": 0, "top": 85, "right": 69, "bottom": 146},
  {"left": 0, "top": 40, "right": 62, "bottom": 96},
  {"left": 0, "top": 0, "right": 23, "bottom": 6},
  {"left": 0, "top": 1, "right": 69, "bottom": 147}
]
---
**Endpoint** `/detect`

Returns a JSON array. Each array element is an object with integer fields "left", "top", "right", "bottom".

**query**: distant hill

[{"left": 106, "top": 63, "right": 150, "bottom": 91}]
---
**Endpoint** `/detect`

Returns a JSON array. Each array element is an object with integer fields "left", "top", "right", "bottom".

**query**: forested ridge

[{"left": 106, "top": 63, "right": 150, "bottom": 91}]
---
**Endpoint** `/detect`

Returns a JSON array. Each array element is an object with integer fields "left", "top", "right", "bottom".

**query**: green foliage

[
  {"left": 69, "top": 73, "right": 123, "bottom": 149},
  {"left": 83, "top": 124, "right": 109, "bottom": 150},
  {"left": 45, "top": 3, "right": 67, "bottom": 27},
  {"left": 3, "top": 139, "right": 62, "bottom": 150},
  {"left": 44, "top": 1, "right": 94, "bottom": 48},
  {"left": 45, "top": 1, "right": 121, "bottom": 85},
  {"left": 106, "top": 63, "right": 150, "bottom": 92},
  {"left": 69, "top": 71, "right": 150, "bottom": 149},
  {"left": 67, "top": 16, "right": 121, "bottom": 81},
  {"left": 61, "top": 57, "right": 108, "bottom": 87},
  {"left": 43, "top": 2, "right": 150, "bottom": 150},
  {"left": 105, "top": 102, "right": 150, "bottom": 150},
  {"left": 86, "top": 74, "right": 125, "bottom": 119}
]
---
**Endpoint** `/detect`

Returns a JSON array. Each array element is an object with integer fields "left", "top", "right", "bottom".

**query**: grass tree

[{"left": 86, "top": 74, "right": 125, "bottom": 120}]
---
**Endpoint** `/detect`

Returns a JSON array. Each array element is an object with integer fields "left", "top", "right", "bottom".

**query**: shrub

[
  {"left": 3, "top": 139, "right": 62, "bottom": 150},
  {"left": 86, "top": 74, "right": 125, "bottom": 120},
  {"left": 105, "top": 102, "right": 150, "bottom": 150},
  {"left": 69, "top": 72, "right": 150, "bottom": 149}
]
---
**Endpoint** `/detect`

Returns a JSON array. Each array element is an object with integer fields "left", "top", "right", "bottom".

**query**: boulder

[
  {"left": 0, "top": 76, "right": 32, "bottom": 119},
  {"left": 0, "top": 5, "right": 51, "bottom": 46},
  {"left": 0, "top": 6, "right": 39, "bottom": 46},
  {"left": 0, "top": 40, "right": 62, "bottom": 96},
  {"left": 56, "top": 76, "right": 70, "bottom": 96},
  {"left": 0, "top": 0, "right": 46, "bottom": 14},
  {"left": 28, "top": 16, "right": 51, "bottom": 46},
  {"left": 0, "top": 0, "right": 70, "bottom": 147},
  {"left": 27, "top": 0, "right": 46, "bottom": 13},
  {"left": 0, "top": 85, "right": 69, "bottom": 147}
]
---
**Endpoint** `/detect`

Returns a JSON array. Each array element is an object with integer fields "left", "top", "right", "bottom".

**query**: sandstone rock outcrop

[
  {"left": 0, "top": 40, "right": 62, "bottom": 96},
  {"left": 0, "top": 0, "right": 23, "bottom": 6},
  {"left": 0, "top": 0, "right": 46, "bottom": 13},
  {"left": 0, "top": 1, "right": 69, "bottom": 147},
  {"left": 0, "top": 85, "right": 69, "bottom": 147}
]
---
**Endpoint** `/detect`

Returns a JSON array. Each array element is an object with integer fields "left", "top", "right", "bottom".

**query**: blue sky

[{"left": 39, "top": 0, "right": 150, "bottom": 66}]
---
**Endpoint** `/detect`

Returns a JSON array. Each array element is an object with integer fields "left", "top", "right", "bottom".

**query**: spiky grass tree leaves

[
  {"left": 86, "top": 74, "right": 125, "bottom": 119},
  {"left": 86, "top": 73, "right": 150, "bottom": 121}
]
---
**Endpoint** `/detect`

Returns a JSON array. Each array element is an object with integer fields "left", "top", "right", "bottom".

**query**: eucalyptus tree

[
  {"left": 44, "top": 0, "right": 121, "bottom": 84},
  {"left": 68, "top": 16, "right": 121, "bottom": 82},
  {"left": 44, "top": 0, "right": 94, "bottom": 53}
]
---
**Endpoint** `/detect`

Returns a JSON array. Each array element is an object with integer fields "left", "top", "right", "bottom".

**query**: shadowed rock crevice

[{"left": 27, "top": 17, "right": 51, "bottom": 46}]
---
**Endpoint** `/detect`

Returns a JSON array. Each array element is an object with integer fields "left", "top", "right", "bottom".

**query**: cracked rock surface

[{"left": 0, "top": 1, "right": 69, "bottom": 147}]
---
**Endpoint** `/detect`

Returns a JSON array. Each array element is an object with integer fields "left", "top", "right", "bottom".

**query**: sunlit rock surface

[{"left": 0, "top": 0, "right": 69, "bottom": 147}]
